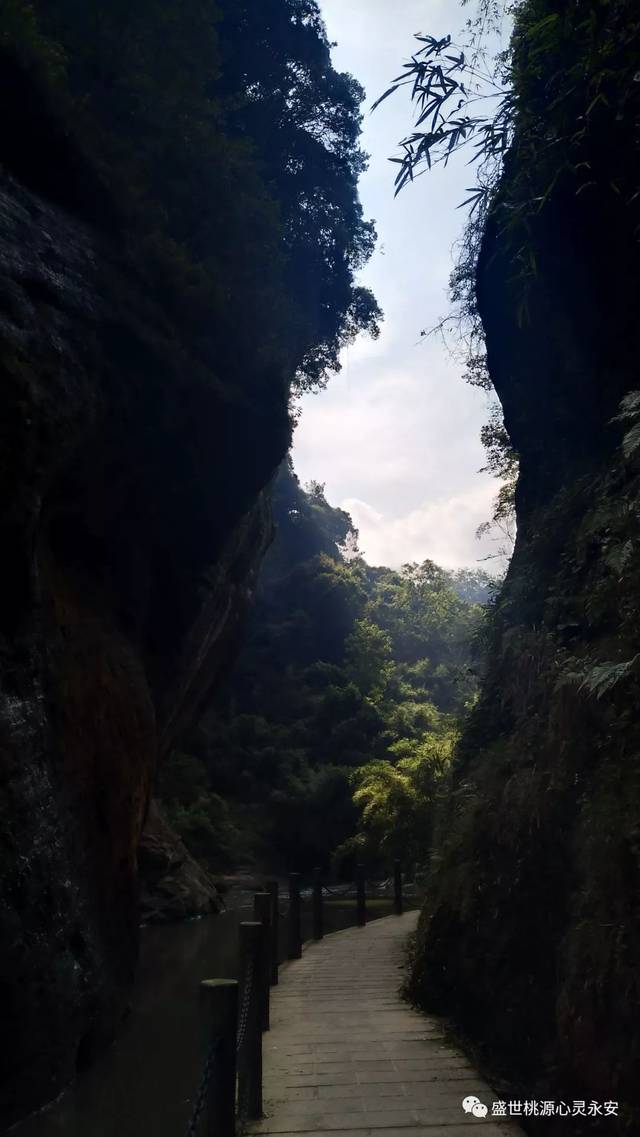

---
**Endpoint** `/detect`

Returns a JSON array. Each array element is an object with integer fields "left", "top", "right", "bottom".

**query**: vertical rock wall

[
  {"left": 409, "top": 139, "right": 640, "bottom": 1135},
  {"left": 0, "top": 171, "right": 288, "bottom": 1125}
]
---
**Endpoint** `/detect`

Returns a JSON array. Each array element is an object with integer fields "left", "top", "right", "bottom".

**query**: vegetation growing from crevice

[{"left": 158, "top": 460, "right": 491, "bottom": 875}]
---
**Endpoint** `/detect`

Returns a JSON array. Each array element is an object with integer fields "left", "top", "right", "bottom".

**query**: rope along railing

[
  {"left": 186, "top": 859, "right": 409, "bottom": 1133},
  {"left": 185, "top": 1039, "right": 219, "bottom": 1137},
  {"left": 248, "top": 877, "right": 411, "bottom": 905}
]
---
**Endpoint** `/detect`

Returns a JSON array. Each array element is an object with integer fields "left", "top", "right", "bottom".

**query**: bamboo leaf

[{"left": 370, "top": 84, "right": 401, "bottom": 112}]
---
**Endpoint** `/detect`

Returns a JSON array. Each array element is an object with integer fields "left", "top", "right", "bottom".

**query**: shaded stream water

[{"left": 13, "top": 887, "right": 417, "bottom": 1137}]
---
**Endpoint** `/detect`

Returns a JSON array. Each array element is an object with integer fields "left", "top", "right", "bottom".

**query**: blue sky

[{"left": 292, "top": 0, "right": 509, "bottom": 571}]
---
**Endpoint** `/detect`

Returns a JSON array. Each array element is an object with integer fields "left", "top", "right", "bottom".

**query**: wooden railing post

[
  {"left": 266, "top": 879, "right": 279, "bottom": 985},
  {"left": 253, "top": 892, "right": 271, "bottom": 1031},
  {"left": 356, "top": 863, "right": 366, "bottom": 927},
  {"left": 312, "top": 866, "right": 323, "bottom": 940},
  {"left": 393, "top": 859, "right": 403, "bottom": 916},
  {"left": 287, "top": 872, "right": 302, "bottom": 959},
  {"left": 200, "top": 978, "right": 238, "bottom": 1137},
  {"left": 237, "top": 921, "right": 263, "bottom": 1120}
]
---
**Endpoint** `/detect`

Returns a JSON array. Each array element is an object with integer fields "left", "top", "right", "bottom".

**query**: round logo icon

[{"left": 462, "top": 1096, "right": 481, "bottom": 1113}]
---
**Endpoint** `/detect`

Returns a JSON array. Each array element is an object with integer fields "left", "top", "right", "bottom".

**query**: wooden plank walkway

[{"left": 249, "top": 911, "right": 524, "bottom": 1137}]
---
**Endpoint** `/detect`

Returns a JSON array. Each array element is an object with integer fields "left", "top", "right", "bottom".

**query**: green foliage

[
  {"left": 341, "top": 726, "right": 458, "bottom": 870},
  {"left": 0, "top": 0, "right": 65, "bottom": 80},
  {"left": 379, "top": 0, "right": 640, "bottom": 238},
  {"left": 612, "top": 390, "right": 640, "bottom": 460},
  {"left": 261, "top": 457, "right": 361, "bottom": 583},
  {"left": 371, "top": 30, "right": 512, "bottom": 201},
  {"left": 408, "top": 448, "right": 640, "bottom": 1119},
  {"left": 157, "top": 751, "right": 209, "bottom": 807},
  {"left": 158, "top": 751, "right": 245, "bottom": 867},
  {"left": 388, "top": 0, "right": 640, "bottom": 304},
  {"left": 448, "top": 567, "right": 496, "bottom": 605},
  {"left": 268, "top": 765, "right": 359, "bottom": 868},
  {"left": 6, "top": 0, "right": 380, "bottom": 396},
  {"left": 214, "top": 0, "right": 382, "bottom": 388},
  {"left": 162, "top": 462, "right": 486, "bottom": 871},
  {"left": 580, "top": 655, "right": 640, "bottom": 700},
  {"left": 345, "top": 619, "right": 393, "bottom": 700}
]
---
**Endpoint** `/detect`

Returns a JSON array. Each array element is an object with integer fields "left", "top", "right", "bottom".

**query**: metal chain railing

[
  {"left": 185, "top": 959, "right": 255, "bottom": 1137},
  {"left": 235, "top": 957, "right": 254, "bottom": 1055},
  {"left": 185, "top": 1038, "right": 219, "bottom": 1137},
  {"left": 278, "top": 882, "right": 352, "bottom": 907},
  {"left": 236, "top": 954, "right": 259, "bottom": 1134},
  {"left": 321, "top": 881, "right": 354, "bottom": 896}
]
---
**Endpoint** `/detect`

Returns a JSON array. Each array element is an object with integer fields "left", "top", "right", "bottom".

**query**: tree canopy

[
  {"left": 8, "top": 0, "right": 381, "bottom": 395},
  {"left": 159, "top": 461, "right": 490, "bottom": 872}
]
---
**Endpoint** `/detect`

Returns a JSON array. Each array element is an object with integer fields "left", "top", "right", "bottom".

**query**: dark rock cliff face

[
  {"left": 0, "top": 174, "right": 287, "bottom": 1125},
  {"left": 410, "top": 168, "right": 640, "bottom": 1131}
]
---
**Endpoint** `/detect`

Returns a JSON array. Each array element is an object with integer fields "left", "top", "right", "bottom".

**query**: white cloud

[
  {"left": 342, "top": 480, "right": 502, "bottom": 571},
  {"left": 293, "top": 343, "right": 497, "bottom": 550}
]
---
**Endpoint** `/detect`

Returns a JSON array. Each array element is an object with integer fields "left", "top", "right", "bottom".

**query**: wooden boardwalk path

[{"left": 250, "top": 911, "right": 524, "bottom": 1137}]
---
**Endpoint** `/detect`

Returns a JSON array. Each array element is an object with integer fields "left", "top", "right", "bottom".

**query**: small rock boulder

[{"left": 138, "top": 801, "right": 224, "bottom": 923}]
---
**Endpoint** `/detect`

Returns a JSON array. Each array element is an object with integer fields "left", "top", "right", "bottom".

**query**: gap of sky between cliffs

[{"left": 292, "top": 0, "right": 510, "bottom": 573}]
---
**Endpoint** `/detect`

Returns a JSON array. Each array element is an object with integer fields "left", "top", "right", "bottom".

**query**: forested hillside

[{"left": 158, "top": 460, "right": 491, "bottom": 875}]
